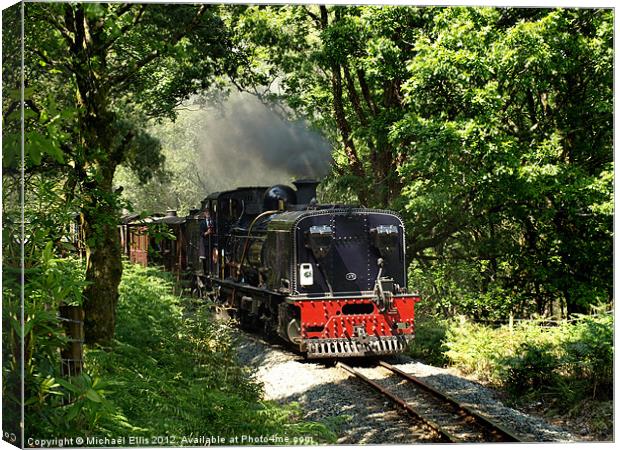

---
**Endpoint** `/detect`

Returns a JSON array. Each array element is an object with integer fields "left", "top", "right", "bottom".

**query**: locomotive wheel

[
  {"left": 262, "top": 312, "right": 279, "bottom": 339},
  {"left": 286, "top": 319, "right": 302, "bottom": 345}
]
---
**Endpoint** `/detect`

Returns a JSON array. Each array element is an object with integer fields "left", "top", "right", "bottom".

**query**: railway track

[{"left": 337, "top": 360, "right": 525, "bottom": 443}]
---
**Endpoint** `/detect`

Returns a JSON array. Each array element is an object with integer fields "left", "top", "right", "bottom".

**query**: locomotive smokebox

[{"left": 293, "top": 179, "right": 320, "bottom": 205}]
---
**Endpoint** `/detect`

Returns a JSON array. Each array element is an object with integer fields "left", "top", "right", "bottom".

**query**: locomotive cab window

[
  {"left": 370, "top": 225, "right": 399, "bottom": 257},
  {"left": 305, "top": 225, "right": 333, "bottom": 259}
]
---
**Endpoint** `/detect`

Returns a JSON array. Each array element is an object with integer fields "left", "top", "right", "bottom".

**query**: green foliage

[
  {"left": 83, "top": 263, "right": 335, "bottom": 442},
  {"left": 409, "top": 312, "right": 612, "bottom": 438},
  {"left": 503, "top": 343, "right": 560, "bottom": 396},
  {"left": 23, "top": 3, "right": 241, "bottom": 182},
  {"left": 420, "top": 313, "right": 614, "bottom": 409},
  {"left": 407, "top": 317, "right": 449, "bottom": 367},
  {"left": 409, "top": 260, "right": 519, "bottom": 320},
  {"left": 235, "top": 6, "right": 613, "bottom": 319},
  {"left": 442, "top": 319, "right": 511, "bottom": 383},
  {"left": 35, "top": 373, "right": 137, "bottom": 437},
  {"left": 233, "top": 5, "right": 425, "bottom": 206},
  {"left": 22, "top": 3, "right": 249, "bottom": 344},
  {"left": 396, "top": 8, "right": 613, "bottom": 317},
  {"left": 1, "top": 246, "right": 131, "bottom": 439},
  {"left": 2, "top": 285, "right": 23, "bottom": 435},
  {"left": 28, "top": 243, "right": 88, "bottom": 307},
  {"left": 560, "top": 312, "right": 613, "bottom": 399},
  {"left": 24, "top": 258, "right": 129, "bottom": 437},
  {"left": 8, "top": 259, "right": 334, "bottom": 442}
]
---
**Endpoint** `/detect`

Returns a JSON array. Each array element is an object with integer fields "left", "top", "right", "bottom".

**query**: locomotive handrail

[
  {"left": 215, "top": 278, "right": 281, "bottom": 296},
  {"left": 285, "top": 291, "right": 421, "bottom": 300}
]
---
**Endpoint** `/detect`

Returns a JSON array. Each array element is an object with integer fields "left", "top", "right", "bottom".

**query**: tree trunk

[
  {"left": 82, "top": 210, "right": 123, "bottom": 344},
  {"left": 81, "top": 157, "right": 123, "bottom": 344},
  {"left": 565, "top": 290, "right": 588, "bottom": 317}
]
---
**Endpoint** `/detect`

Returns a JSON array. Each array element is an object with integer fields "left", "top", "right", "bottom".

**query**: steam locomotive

[{"left": 119, "top": 180, "right": 421, "bottom": 358}]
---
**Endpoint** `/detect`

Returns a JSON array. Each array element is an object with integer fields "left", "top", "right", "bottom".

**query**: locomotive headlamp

[
  {"left": 306, "top": 225, "right": 333, "bottom": 259},
  {"left": 370, "top": 225, "right": 399, "bottom": 257},
  {"left": 299, "top": 263, "right": 314, "bottom": 286}
]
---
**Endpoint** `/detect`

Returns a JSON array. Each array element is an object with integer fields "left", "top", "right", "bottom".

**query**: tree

[
  {"left": 3, "top": 3, "right": 24, "bottom": 441},
  {"left": 392, "top": 7, "right": 613, "bottom": 316},
  {"left": 23, "top": 3, "right": 239, "bottom": 343},
  {"left": 236, "top": 6, "right": 613, "bottom": 318},
  {"left": 233, "top": 5, "right": 433, "bottom": 207},
  {"left": 113, "top": 107, "right": 212, "bottom": 216}
]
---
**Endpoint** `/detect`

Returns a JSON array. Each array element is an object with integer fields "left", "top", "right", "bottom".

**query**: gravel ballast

[{"left": 235, "top": 333, "right": 575, "bottom": 443}]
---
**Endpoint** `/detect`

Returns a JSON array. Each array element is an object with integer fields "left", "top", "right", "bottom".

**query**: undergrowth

[
  {"left": 407, "top": 316, "right": 449, "bottom": 367},
  {"left": 408, "top": 312, "right": 613, "bottom": 437},
  {"left": 13, "top": 257, "right": 335, "bottom": 444},
  {"left": 84, "top": 263, "right": 336, "bottom": 443}
]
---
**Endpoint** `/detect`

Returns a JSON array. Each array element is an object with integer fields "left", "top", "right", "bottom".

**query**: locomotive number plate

[{"left": 346, "top": 272, "right": 357, "bottom": 281}]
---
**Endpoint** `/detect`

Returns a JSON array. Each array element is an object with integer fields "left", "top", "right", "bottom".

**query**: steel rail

[
  {"left": 336, "top": 362, "right": 457, "bottom": 442},
  {"left": 378, "top": 361, "right": 524, "bottom": 442}
]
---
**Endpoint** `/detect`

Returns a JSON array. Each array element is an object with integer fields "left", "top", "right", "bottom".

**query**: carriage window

[
  {"left": 306, "top": 225, "right": 333, "bottom": 259},
  {"left": 370, "top": 225, "right": 399, "bottom": 256}
]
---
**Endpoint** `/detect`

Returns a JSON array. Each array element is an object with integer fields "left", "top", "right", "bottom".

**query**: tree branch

[
  {"left": 319, "top": 5, "right": 329, "bottom": 28},
  {"left": 39, "top": 5, "right": 75, "bottom": 49},
  {"left": 100, "top": 4, "right": 147, "bottom": 53},
  {"left": 303, "top": 5, "right": 322, "bottom": 28},
  {"left": 331, "top": 64, "right": 364, "bottom": 178},
  {"left": 342, "top": 62, "right": 368, "bottom": 126},
  {"left": 409, "top": 222, "right": 462, "bottom": 254},
  {"left": 32, "top": 48, "right": 67, "bottom": 71},
  {"left": 3, "top": 101, "right": 19, "bottom": 122},
  {"left": 114, "top": 3, "right": 134, "bottom": 20},
  {"left": 357, "top": 68, "right": 378, "bottom": 115},
  {"left": 73, "top": 5, "right": 87, "bottom": 55},
  {"left": 105, "top": 5, "right": 209, "bottom": 91}
]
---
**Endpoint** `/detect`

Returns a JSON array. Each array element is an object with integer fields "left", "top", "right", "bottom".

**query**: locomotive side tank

[{"left": 198, "top": 179, "right": 421, "bottom": 358}]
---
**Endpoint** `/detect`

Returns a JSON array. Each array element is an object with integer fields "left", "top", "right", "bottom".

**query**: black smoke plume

[{"left": 196, "top": 91, "right": 332, "bottom": 191}]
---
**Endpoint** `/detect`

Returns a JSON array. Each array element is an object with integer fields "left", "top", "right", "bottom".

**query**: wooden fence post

[{"left": 59, "top": 305, "right": 84, "bottom": 377}]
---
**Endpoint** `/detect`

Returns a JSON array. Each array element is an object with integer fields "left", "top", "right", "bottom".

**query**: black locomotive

[{"left": 120, "top": 180, "right": 420, "bottom": 358}]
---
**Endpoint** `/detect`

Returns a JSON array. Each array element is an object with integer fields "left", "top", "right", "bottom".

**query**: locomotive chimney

[
  {"left": 293, "top": 179, "right": 319, "bottom": 205},
  {"left": 165, "top": 209, "right": 177, "bottom": 217}
]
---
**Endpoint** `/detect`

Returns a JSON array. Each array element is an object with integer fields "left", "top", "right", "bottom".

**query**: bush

[
  {"left": 418, "top": 313, "right": 613, "bottom": 412},
  {"left": 408, "top": 261, "right": 523, "bottom": 320},
  {"left": 562, "top": 313, "right": 613, "bottom": 399},
  {"left": 14, "top": 245, "right": 134, "bottom": 439},
  {"left": 500, "top": 314, "right": 613, "bottom": 407},
  {"left": 442, "top": 318, "right": 512, "bottom": 383},
  {"left": 503, "top": 343, "right": 560, "bottom": 396},
  {"left": 408, "top": 317, "right": 449, "bottom": 366}
]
